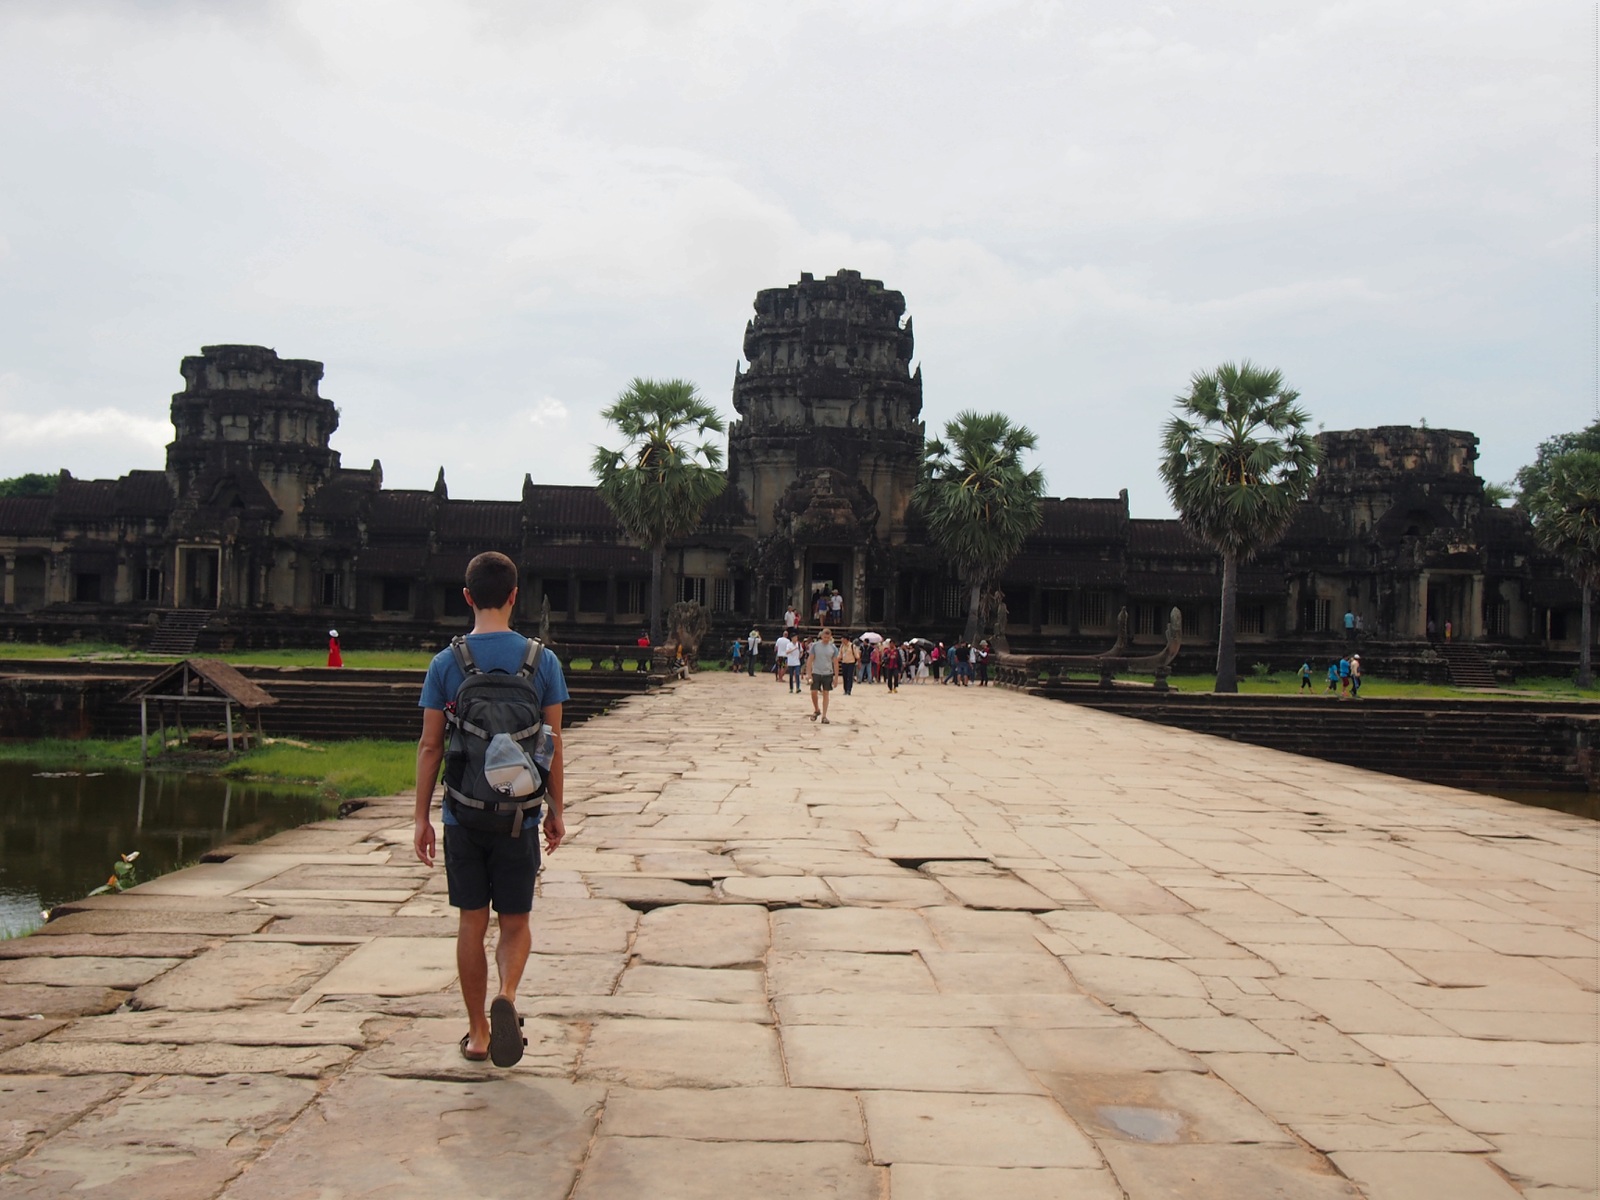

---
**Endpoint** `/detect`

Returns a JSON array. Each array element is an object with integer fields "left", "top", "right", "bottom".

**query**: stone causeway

[{"left": 0, "top": 672, "right": 1593, "bottom": 1198}]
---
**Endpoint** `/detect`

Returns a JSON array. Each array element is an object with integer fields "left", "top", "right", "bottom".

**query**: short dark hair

[{"left": 464, "top": 551, "right": 518, "bottom": 610}]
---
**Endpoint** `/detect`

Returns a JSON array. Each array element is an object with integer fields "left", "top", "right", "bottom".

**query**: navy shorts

[{"left": 443, "top": 818, "right": 541, "bottom": 914}]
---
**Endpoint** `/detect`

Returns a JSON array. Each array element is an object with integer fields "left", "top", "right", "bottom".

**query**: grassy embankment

[
  {"left": 0, "top": 642, "right": 655, "bottom": 671},
  {"left": 0, "top": 736, "right": 416, "bottom": 800}
]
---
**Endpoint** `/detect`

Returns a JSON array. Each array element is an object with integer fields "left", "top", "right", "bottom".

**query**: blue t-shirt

[{"left": 419, "top": 632, "right": 571, "bottom": 825}]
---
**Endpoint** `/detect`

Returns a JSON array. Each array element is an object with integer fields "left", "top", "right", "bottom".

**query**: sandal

[
  {"left": 459, "top": 1034, "right": 488, "bottom": 1063},
  {"left": 489, "top": 996, "right": 526, "bottom": 1068}
]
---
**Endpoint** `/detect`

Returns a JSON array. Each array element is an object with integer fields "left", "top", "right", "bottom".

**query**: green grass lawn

[
  {"left": 1151, "top": 673, "right": 1598, "bottom": 700},
  {"left": 0, "top": 641, "right": 661, "bottom": 672},
  {"left": 0, "top": 735, "right": 416, "bottom": 799}
]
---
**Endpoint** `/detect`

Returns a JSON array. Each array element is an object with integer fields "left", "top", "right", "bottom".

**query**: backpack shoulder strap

[
  {"left": 449, "top": 635, "right": 480, "bottom": 677},
  {"left": 517, "top": 636, "right": 545, "bottom": 679}
]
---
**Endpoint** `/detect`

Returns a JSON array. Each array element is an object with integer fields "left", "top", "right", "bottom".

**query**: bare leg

[
  {"left": 495, "top": 911, "right": 532, "bottom": 1000},
  {"left": 457, "top": 906, "right": 492, "bottom": 1054}
]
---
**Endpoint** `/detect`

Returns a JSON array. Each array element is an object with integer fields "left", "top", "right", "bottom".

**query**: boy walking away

[
  {"left": 746, "top": 628, "right": 761, "bottom": 676},
  {"left": 773, "top": 630, "right": 794, "bottom": 686},
  {"left": 1299, "top": 661, "right": 1313, "bottom": 691},
  {"left": 830, "top": 590, "right": 843, "bottom": 626},
  {"left": 784, "top": 632, "right": 804, "bottom": 693},
  {"left": 414, "top": 551, "right": 569, "bottom": 1068},
  {"left": 1337, "top": 655, "right": 1352, "bottom": 699},
  {"left": 1326, "top": 662, "right": 1339, "bottom": 693},
  {"left": 807, "top": 628, "right": 839, "bottom": 722},
  {"left": 1350, "top": 654, "right": 1363, "bottom": 698}
]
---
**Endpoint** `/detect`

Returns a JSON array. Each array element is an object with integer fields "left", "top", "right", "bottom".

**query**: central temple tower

[{"left": 727, "top": 270, "right": 924, "bottom": 621}]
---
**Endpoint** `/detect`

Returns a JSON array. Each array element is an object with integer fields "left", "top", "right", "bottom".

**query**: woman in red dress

[{"left": 327, "top": 629, "right": 343, "bottom": 668}]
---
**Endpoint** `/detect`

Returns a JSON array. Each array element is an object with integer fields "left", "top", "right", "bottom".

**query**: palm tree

[
  {"left": 1159, "top": 362, "right": 1320, "bottom": 693},
  {"left": 1522, "top": 449, "right": 1600, "bottom": 688},
  {"left": 592, "top": 378, "right": 726, "bottom": 646},
  {"left": 913, "top": 411, "right": 1046, "bottom": 644}
]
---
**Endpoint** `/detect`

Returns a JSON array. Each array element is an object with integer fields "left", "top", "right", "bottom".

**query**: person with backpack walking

[
  {"left": 838, "top": 635, "right": 859, "bottom": 695},
  {"left": 413, "top": 551, "right": 569, "bottom": 1069},
  {"left": 746, "top": 628, "right": 761, "bottom": 676}
]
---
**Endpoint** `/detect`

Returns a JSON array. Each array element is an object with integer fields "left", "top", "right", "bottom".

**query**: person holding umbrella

[{"left": 327, "top": 629, "right": 343, "bottom": 669}]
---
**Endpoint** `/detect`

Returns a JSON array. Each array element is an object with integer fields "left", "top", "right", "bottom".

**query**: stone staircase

[
  {"left": 1437, "top": 643, "right": 1501, "bottom": 689},
  {"left": 147, "top": 610, "right": 212, "bottom": 655}
]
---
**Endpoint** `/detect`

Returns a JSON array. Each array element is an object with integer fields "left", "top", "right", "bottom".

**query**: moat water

[{"left": 0, "top": 763, "right": 340, "bottom": 932}]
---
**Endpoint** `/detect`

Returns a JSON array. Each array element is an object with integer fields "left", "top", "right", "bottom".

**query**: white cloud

[{"left": 526, "top": 397, "right": 568, "bottom": 426}]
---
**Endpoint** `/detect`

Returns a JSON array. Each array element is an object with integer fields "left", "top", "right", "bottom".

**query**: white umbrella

[
  {"left": 858, "top": 631, "right": 885, "bottom": 643},
  {"left": 906, "top": 637, "right": 934, "bottom": 647}
]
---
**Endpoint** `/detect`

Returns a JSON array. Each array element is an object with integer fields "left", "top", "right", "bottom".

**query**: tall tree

[
  {"left": 913, "top": 411, "right": 1046, "bottom": 644},
  {"left": 0, "top": 472, "right": 59, "bottom": 498},
  {"left": 592, "top": 378, "right": 726, "bottom": 646},
  {"left": 1159, "top": 362, "right": 1321, "bottom": 693},
  {"left": 1515, "top": 419, "right": 1600, "bottom": 498},
  {"left": 1521, "top": 449, "right": 1600, "bottom": 688}
]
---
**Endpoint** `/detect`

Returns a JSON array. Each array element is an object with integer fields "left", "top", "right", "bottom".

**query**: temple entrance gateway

[
  {"left": 808, "top": 550, "right": 850, "bottom": 624},
  {"left": 178, "top": 547, "right": 221, "bottom": 609}
]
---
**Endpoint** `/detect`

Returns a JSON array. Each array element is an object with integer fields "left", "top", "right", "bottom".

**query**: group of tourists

[
  {"left": 1299, "top": 654, "right": 1363, "bottom": 699},
  {"left": 733, "top": 624, "right": 996, "bottom": 708}
]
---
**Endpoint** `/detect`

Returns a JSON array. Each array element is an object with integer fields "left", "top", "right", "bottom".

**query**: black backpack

[{"left": 441, "top": 635, "right": 550, "bottom": 838}]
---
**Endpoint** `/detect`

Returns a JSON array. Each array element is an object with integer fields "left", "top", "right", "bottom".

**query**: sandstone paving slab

[
  {"left": 0, "top": 1072, "right": 131, "bottom": 1166},
  {"left": 523, "top": 995, "right": 774, "bottom": 1024},
  {"left": 286, "top": 935, "right": 455, "bottom": 1011},
  {"left": 49, "top": 893, "right": 265, "bottom": 917},
  {"left": 0, "top": 1073, "right": 316, "bottom": 1199},
  {"left": 768, "top": 950, "right": 936, "bottom": 996},
  {"left": 1427, "top": 1097, "right": 1600, "bottom": 1140},
  {"left": 1037, "top": 910, "right": 1190, "bottom": 958},
  {"left": 770, "top": 907, "right": 936, "bottom": 953},
  {"left": 1426, "top": 1006, "right": 1597, "bottom": 1043},
  {"left": 132, "top": 942, "right": 356, "bottom": 1011},
  {"left": 1350, "top": 1034, "right": 1582, "bottom": 1066},
  {"left": 47, "top": 1010, "right": 376, "bottom": 1047},
  {"left": 920, "top": 949, "right": 1077, "bottom": 994},
  {"left": 571, "top": 1137, "right": 877, "bottom": 1200},
  {"left": 240, "top": 888, "right": 417, "bottom": 905},
  {"left": 1268, "top": 977, "right": 1454, "bottom": 1035},
  {"left": 0, "top": 933, "right": 214, "bottom": 960},
  {"left": 580, "top": 1018, "right": 784, "bottom": 1088},
  {"left": 1065, "top": 954, "right": 1208, "bottom": 1000},
  {"left": 720, "top": 875, "right": 837, "bottom": 905},
  {"left": 782, "top": 1025, "right": 1042, "bottom": 1093},
  {"left": 587, "top": 877, "right": 720, "bottom": 906},
  {"left": 0, "top": 985, "right": 128, "bottom": 1019},
  {"left": 0, "top": 1019, "right": 65, "bottom": 1054},
  {"left": 861, "top": 1090, "right": 1100, "bottom": 1167},
  {"left": 821, "top": 873, "right": 951, "bottom": 906},
  {"left": 0, "top": 1039, "right": 353, "bottom": 1078},
  {"left": 631, "top": 904, "right": 769, "bottom": 967},
  {"left": 1041, "top": 1068, "right": 1295, "bottom": 1146},
  {"left": 1389, "top": 1062, "right": 1596, "bottom": 1107},
  {"left": 353, "top": 1016, "right": 581, "bottom": 1079},
  {"left": 1330, "top": 1150, "right": 1525, "bottom": 1199},
  {"left": 887, "top": 1163, "right": 1124, "bottom": 1199},
  {"left": 999, "top": 1025, "right": 1203, "bottom": 1074},
  {"left": 30, "top": 912, "right": 263, "bottom": 943},
  {"left": 123, "top": 855, "right": 309, "bottom": 897},
  {"left": 1246, "top": 943, "right": 1425, "bottom": 983},
  {"left": 1250, "top": 1019, "right": 1382, "bottom": 1064},
  {"left": 1142, "top": 1015, "right": 1292, "bottom": 1054},
  {"left": 1319, "top": 917, "right": 1485, "bottom": 951},
  {"left": 601, "top": 1085, "right": 862, "bottom": 1142},
  {"left": 257, "top": 913, "right": 457, "bottom": 939},
  {"left": 614, "top": 964, "right": 766, "bottom": 1003},
  {"left": 776, "top": 992, "right": 1124, "bottom": 1030},
  {"left": 923, "top": 874, "right": 1057, "bottom": 912},
  {"left": 1489, "top": 1133, "right": 1600, "bottom": 1193},
  {"left": 920, "top": 907, "right": 1051, "bottom": 952},
  {"left": 1388, "top": 948, "right": 1580, "bottom": 989},
  {"left": 220, "top": 1073, "right": 604, "bottom": 1200},
  {"left": 0, "top": 956, "right": 181, "bottom": 990},
  {"left": 1097, "top": 1141, "right": 1362, "bottom": 1200}
]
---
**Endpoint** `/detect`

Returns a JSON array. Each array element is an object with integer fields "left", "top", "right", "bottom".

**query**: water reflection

[{"left": 0, "top": 762, "right": 340, "bottom": 931}]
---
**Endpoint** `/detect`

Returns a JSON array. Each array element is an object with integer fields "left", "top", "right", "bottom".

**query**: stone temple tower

[{"left": 727, "top": 270, "right": 924, "bottom": 622}]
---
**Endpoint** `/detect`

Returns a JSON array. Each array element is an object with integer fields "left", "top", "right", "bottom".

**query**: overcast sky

[{"left": 0, "top": 0, "right": 1589, "bottom": 516}]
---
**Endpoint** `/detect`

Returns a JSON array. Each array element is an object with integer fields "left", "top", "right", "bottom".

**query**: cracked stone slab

[
  {"left": 0, "top": 984, "right": 129, "bottom": 1019},
  {"left": 601, "top": 1086, "right": 863, "bottom": 1142},
  {"left": 614, "top": 965, "right": 767, "bottom": 1003},
  {"left": 352, "top": 1016, "right": 581, "bottom": 1079},
  {"left": 1331, "top": 1150, "right": 1526, "bottom": 1199},
  {"left": 572, "top": 1137, "right": 877, "bottom": 1200},
  {"left": 122, "top": 856, "right": 308, "bottom": 897},
  {"left": 285, "top": 936, "right": 455, "bottom": 1012},
  {"left": 0, "top": 1040, "right": 354, "bottom": 1078},
  {"left": 771, "top": 907, "right": 937, "bottom": 954},
  {"left": 579, "top": 1019, "right": 784, "bottom": 1088},
  {"left": 775, "top": 992, "right": 1124, "bottom": 1030},
  {"left": 46, "top": 1011, "right": 376, "bottom": 1048},
  {"left": 132, "top": 942, "right": 357, "bottom": 1012},
  {"left": 0, "top": 1072, "right": 132, "bottom": 1167},
  {"left": 0, "top": 957, "right": 182, "bottom": 990},
  {"left": 998, "top": 1026, "right": 1204, "bottom": 1075},
  {"left": 782, "top": 1025, "right": 1043, "bottom": 1093},
  {"left": 632, "top": 904, "right": 769, "bottom": 968},
  {"left": 35, "top": 910, "right": 271, "bottom": 938},
  {"left": 862, "top": 1090, "right": 1101, "bottom": 1167},
  {"left": 0, "top": 1073, "right": 316, "bottom": 1199},
  {"left": 768, "top": 950, "right": 936, "bottom": 996},
  {"left": 1041, "top": 1069, "right": 1295, "bottom": 1146},
  {"left": 0, "top": 934, "right": 214, "bottom": 960},
  {"left": 1098, "top": 1140, "right": 1363, "bottom": 1199},
  {"left": 887, "top": 1164, "right": 1124, "bottom": 1199},
  {"left": 720, "top": 875, "right": 837, "bottom": 906},
  {"left": 220, "top": 1073, "right": 604, "bottom": 1200}
]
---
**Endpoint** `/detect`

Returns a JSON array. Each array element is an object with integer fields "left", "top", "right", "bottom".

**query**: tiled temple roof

[
  {"left": 367, "top": 491, "right": 436, "bottom": 533},
  {"left": 1034, "top": 497, "right": 1127, "bottom": 541},
  {"left": 0, "top": 497, "right": 52, "bottom": 536},
  {"left": 523, "top": 485, "right": 622, "bottom": 533},
  {"left": 439, "top": 500, "right": 521, "bottom": 541},
  {"left": 1128, "top": 519, "right": 1209, "bottom": 555}
]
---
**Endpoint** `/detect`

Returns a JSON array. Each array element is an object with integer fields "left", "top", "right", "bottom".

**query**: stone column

[
  {"left": 2, "top": 554, "right": 14, "bottom": 608},
  {"left": 1467, "top": 572, "right": 1485, "bottom": 641},
  {"left": 850, "top": 547, "right": 866, "bottom": 631},
  {"left": 1413, "top": 570, "right": 1430, "bottom": 638}
]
